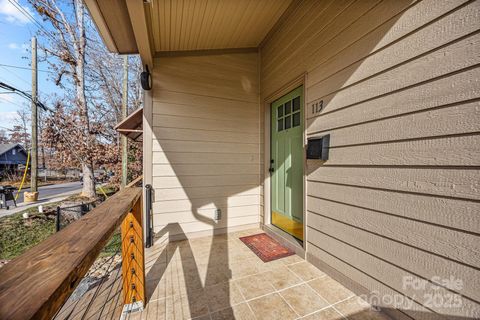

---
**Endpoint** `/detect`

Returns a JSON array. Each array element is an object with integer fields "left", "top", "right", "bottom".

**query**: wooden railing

[{"left": 0, "top": 187, "right": 145, "bottom": 320}]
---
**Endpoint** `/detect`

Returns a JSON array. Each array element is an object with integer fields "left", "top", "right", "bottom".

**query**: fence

[{"left": 55, "top": 200, "right": 101, "bottom": 232}]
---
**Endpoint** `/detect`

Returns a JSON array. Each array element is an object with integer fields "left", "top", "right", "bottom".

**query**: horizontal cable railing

[{"left": 0, "top": 186, "right": 145, "bottom": 320}]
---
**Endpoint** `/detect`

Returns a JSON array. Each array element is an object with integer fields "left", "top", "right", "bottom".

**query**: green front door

[{"left": 270, "top": 86, "right": 304, "bottom": 240}]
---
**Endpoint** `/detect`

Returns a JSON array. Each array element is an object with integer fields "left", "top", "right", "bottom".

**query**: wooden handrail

[
  {"left": 0, "top": 187, "right": 143, "bottom": 320},
  {"left": 126, "top": 175, "right": 143, "bottom": 188}
]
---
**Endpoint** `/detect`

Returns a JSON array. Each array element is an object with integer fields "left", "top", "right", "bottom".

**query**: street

[
  {"left": 14, "top": 181, "right": 83, "bottom": 204},
  {"left": 0, "top": 181, "right": 83, "bottom": 218}
]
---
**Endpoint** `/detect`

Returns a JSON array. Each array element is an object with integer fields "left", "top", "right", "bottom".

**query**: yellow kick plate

[{"left": 272, "top": 211, "right": 303, "bottom": 241}]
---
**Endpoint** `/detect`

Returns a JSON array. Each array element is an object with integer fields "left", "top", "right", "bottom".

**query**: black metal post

[
  {"left": 145, "top": 184, "right": 153, "bottom": 248},
  {"left": 56, "top": 206, "right": 61, "bottom": 232}
]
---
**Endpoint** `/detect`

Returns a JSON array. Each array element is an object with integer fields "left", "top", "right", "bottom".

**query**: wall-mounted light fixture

[{"left": 140, "top": 65, "right": 152, "bottom": 91}]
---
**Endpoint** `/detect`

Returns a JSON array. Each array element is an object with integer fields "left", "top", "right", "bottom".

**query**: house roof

[
  {"left": 0, "top": 143, "right": 26, "bottom": 156},
  {"left": 115, "top": 107, "right": 143, "bottom": 142}
]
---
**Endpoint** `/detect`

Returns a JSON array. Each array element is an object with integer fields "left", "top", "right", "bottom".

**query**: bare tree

[
  {"left": 86, "top": 43, "right": 143, "bottom": 184},
  {"left": 30, "top": 0, "right": 96, "bottom": 197},
  {"left": 0, "top": 130, "right": 9, "bottom": 144},
  {"left": 7, "top": 107, "right": 31, "bottom": 149}
]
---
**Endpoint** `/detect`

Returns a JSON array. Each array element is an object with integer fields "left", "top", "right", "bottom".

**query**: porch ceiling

[
  {"left": 85, "top": 0, "right": 294, "bottom": 60},
  {"left": 148, "top": 0, "right": 294, "bottom": 52}
]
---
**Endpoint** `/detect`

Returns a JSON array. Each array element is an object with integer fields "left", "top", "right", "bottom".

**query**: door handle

[{"left": 269, "top": 159, "right": 274, "bottom": 173}]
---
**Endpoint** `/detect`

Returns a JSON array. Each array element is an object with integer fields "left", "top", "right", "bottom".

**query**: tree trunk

[
  {"left": 75, "top": 0, "right": 96, "bottom": 198},
  {"left": 81, "top": 162, "right": 96, "bottom": 198}
]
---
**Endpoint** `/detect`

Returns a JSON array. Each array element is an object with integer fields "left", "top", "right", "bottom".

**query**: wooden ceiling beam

[
  {"left": 84, "top": 0, "right": 118, "bottom": 52},
  {"left": 125, "top": 0, "right": 154, "bottom": 67}
]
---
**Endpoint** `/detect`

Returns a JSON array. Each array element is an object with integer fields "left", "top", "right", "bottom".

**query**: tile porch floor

[{"left": 128, "top": 228, "right": 392, "bottom": 320}]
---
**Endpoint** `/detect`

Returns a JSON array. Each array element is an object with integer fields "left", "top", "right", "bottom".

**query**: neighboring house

[
  {"left": 0, "top": 143, "right": 28, "bottom": 178},
  {"left": 86, "top": 1, "right": 480, "bottom": 319}
]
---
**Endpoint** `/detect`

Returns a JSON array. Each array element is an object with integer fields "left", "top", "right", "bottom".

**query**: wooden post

[
  {"left": 121, "top": 196, "right": 145, "bottom": 307},
  {"left": 31, "top": 37, "right": 38, "bottom": 193}
]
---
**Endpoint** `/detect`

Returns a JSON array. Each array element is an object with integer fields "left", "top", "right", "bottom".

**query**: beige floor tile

[
  {"left": 191, "top": 315, "right": 211, "bottom": 320},
  {"left": 233, "top": 273, "right": 276, "bottom": 300},
  {"left": 145, "top": 249, "right": 167, "bottom": 270},
  {"left": 176, "top": 246, "right": 200, "bottom": 263},
  {"left": 66, "top": 229, "right": 377, "bottom": 320},
  {"left": 335, "top": 297, "right": 390, "bottom": 320},
  {"left": 278, "top": 254, "right": 304, "bottom": 265},
  {"left": 144, "top": 298, "right": 167, "bottom": 320},
  {"left": 147, "top": 277, "right": 167, "bottom": 301},
  {"left": 145, "top": 262, "right": 167, "bottom": 281},
  {"left": 203, "top": 265, "right": 232, "bottom": 287},
  {"left": 126, "top": 310, "right": 146, "bottom": 320},
  {"left": 167, "top": 290, "right": 210, "bottom": 320},
  {"left": 229, "top": 247, "right": 257, "bottom": 262},
  {"left": 202, "top": 256, "right": 222, "bottom": 268},
  {"left": 233, "top": 228, "right": 263, "bottom": 238},
  {"left": 248, "top": 293, "right": 298, "bottom": 320},
  {"left": 229, "top": 257, "right": 259, "bottom": 279},
  {"left": 263, "top": 266, "right": 303, "bottom": 290},
  {"left": 280, "top": 283, "right": 329, "bottom": 316},
  {"left": 188, "top": 237, "right": 213, "bottom": 250},
  {"left": 308, "top": 276, "right": 355, "bottom": 304},
  {"left": 191, "top": 251, "right": 213, "bottom": 265},
  {"left": 287, "top": 261, "right": 326, "bottom": 281},
  {"left": 210, "top": 303, "right": 256, "bottom": 320},
  {"left": 227, "top": 237, "right": 246, "bottom": 247},
  {"left": 167, "top": 240, "right": 190, "bottom": 253},
  {"left": 162, "top": 265, "right": 205, "bottom": 298},
  {"left": 146, "top": 241, "right": 167, "bottom": 255},
  {"left": 205, "top": 281, "right": 245, "bottom": 312},
  {"left": 254, "top": 258, "right": 287, "bottom": 273},
  {"left": 302, "top": 307, "right": 345, "bottom": 320}
]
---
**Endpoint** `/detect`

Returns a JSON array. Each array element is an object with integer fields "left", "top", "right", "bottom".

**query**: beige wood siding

[
  {"left": 261, "top": 0, "right": 480, "bottom": 319},
  {"left": 151, "top": 52, "right": 261, "bottom": 237}
]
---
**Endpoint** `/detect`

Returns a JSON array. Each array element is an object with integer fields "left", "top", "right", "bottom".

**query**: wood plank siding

[
  {"left": 260, "top": 0, "right": 480, "bottom": 319},
  {"left": 151, "top": 52, "right": 261, "bottom": 238},
  {"left": 148, "top": 0, "right": 293, "bottom": 52}
]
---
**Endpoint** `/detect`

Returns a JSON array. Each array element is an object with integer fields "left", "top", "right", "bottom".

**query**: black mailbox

[{"left": 307, "top": 134, "right": 329, "bottom": 160}]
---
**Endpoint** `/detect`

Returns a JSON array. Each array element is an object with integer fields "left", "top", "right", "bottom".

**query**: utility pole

[
  {"left": 31, "top": 37, "right": 38, "bottom": 193},
  {"left": 121, "top": 55, "right": 128, "bottom": 188}
]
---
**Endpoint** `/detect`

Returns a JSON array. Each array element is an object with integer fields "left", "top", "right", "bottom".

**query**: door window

[{"left": 276, "top": 96, "right": 301, "bottom": 132}]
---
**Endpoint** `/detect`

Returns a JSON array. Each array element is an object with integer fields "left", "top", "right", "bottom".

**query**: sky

[{"left": 0, "top": 0, "right": 57, "bottom": 133}]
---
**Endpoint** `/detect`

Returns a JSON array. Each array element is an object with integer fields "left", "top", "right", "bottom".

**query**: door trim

[{"left": 262, "top": 73, "right": 307, "bottom": 249}]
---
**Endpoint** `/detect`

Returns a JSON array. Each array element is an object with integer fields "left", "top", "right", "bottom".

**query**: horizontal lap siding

[
  {"left": 261, "top": 0, "right": 480, "bottom": 319},
  {"left": 152, "top": 53, "right": 260, "bottom": 237}
]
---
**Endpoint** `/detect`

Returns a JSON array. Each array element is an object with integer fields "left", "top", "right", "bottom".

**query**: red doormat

[{"left": 240, "top": 233, "right": 295, "bottom": 262}]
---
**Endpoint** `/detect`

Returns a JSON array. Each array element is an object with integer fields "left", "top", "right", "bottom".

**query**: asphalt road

[{"left": 14, "top": 181, "right": 83, "bottom": 204}]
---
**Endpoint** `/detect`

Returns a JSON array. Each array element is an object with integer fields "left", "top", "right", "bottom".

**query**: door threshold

[
  {"left": 271, "top": 211, "right": 304, "bottom": 241},
  {"left": 263, "top": 224, "right": 305, "bottom": 258}
]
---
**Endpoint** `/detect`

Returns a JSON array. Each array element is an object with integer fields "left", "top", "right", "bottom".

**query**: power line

[
  {"left": 0, "top": 63, "right": 51, "bottom": 74},
  {"left": 0, "top": 95, "right": 27, "bottom": 108},
  {"left": 6, "top": 0, "right": 54, "bottom": 40},
  {"left": 0, "top": 71, "right": 30, "bottom": 94},
  {"left": 0, "top": 81, "right": 50, "bottom": 112},
  {"left": 0, "top": 66, "right": 30, "bottom": 87},
  {"left": 7, "top": 0, "right": 43, "bottom": 29}
]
